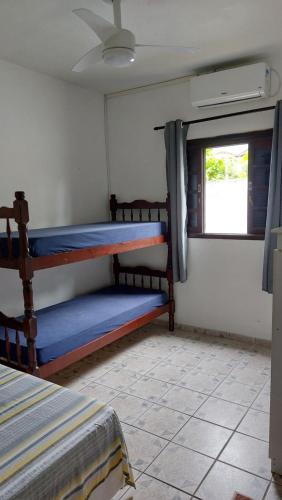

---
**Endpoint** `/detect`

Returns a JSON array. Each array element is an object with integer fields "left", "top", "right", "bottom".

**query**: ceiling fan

[{"left": 72, "top": 0, "right": 198, "bottom": 72}]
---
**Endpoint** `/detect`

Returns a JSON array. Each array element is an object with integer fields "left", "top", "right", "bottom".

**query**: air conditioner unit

[{"left": 190, "top": 63, "right": 270, "bottom": 108}]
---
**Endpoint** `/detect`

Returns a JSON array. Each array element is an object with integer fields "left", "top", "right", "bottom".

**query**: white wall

[
  {"left": 106, "top": 57, "right": 282, "bottom": 340},
  {"left": 0, "top": 59, "right": 110, "bottom": 316}
]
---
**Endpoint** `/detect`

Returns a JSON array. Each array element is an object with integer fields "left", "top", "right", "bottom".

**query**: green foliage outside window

[{"left": 205, "top": 147, "right": 248, "bottom": 182}]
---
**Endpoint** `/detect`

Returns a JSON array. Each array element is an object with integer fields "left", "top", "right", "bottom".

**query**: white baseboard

[{"left": 153, "top": 319, "right": 271, "bottom": 348}]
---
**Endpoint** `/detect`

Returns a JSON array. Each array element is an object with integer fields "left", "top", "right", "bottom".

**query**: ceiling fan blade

[
  {"left": 73, "top": 8, "right": 118, "bottom": 43},
  {"left": 136, "top": 44, "right": 198, "bottom": 53},
  {"left": 72, "top": 45, "right": 103, "bottom": 73}
]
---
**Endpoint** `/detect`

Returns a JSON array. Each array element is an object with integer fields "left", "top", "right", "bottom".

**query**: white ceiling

[{"left": 0, "top": 0, "right": 281, "bottom": 94}]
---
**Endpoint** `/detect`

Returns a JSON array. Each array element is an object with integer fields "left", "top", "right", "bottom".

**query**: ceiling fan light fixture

[
  {"left": 72, "top": 6, "right": 198, "bottom": 72},
  {"left": 103, "top": 47, "right": 135, "bottom": 67}
]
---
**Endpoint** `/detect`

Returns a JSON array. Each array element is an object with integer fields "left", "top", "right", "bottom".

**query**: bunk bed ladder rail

[{"left": 0, "top": 192, "right": 38, "bottom": 374}]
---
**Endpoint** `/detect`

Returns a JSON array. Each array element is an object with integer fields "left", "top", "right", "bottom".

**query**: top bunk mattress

[{"left": 0, "top": 221, "right": 166, "bottom": 258}]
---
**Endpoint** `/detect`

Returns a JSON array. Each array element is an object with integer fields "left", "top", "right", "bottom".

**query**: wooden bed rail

[
  {"left": 0, "top": 312, "right": 28, "bottom": 370},
  {"left": 110, "top": 194, "right": 169, "bottom": 222},
  {"left": 110, "top": 195, "right": 168, "bottom": 210},
  {"left": 0, "top": 208, "right": 15, "bottom": 260},
  {"left": 0, "top": 312, "right": 36, "bottom": 374},
  {"left": 118, "top": 265, "right": 167, "bottom": 278},
  {"left": 0, "top": 207, "right": 16, "bottom": 219},
  {"left": 0, "top": 312, "right": 25, "bottom": 332},
  {"left": 0, "top": 192, "right": 30, "bottom": 260},
  {"left": 117, "top": 265, "right": 167, "bottom": 290}
]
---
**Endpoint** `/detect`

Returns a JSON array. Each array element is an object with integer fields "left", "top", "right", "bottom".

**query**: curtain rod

[{"left": 153, "top": 105, "right": 276, "bottom": 131}]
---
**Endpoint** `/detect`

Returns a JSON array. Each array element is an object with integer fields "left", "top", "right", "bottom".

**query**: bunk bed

[{"left": 0, "top": 192, "right": 174, "bottom": 378}]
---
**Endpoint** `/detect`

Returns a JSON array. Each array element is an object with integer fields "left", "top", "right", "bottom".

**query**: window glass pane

[{"left": 204, "top": 144, "right": 248, "bottom": 234}]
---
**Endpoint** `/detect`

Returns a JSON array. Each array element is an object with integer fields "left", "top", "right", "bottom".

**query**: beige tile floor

[{"left": 49, "top": 323, "right": 279, "bottom": 500}]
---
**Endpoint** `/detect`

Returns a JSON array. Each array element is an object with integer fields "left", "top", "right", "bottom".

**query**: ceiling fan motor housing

[
  {"left": 103, "top": 29, "right": 136, "bottom": 67},
  {"left": 104, "top": 29, "right": 135, "bottom": 51}
]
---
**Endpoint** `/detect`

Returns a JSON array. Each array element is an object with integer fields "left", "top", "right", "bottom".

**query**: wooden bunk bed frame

[{"left": 0, "top": 191, "right": 174, "bottom": 378}]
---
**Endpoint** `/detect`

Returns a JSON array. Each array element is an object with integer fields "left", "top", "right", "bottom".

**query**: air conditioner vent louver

[{"left": 190, "top": 63, "right": 270, "bottom": 109}]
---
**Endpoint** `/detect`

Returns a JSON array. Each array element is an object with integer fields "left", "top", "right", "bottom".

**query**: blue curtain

[
  {"left": 164, "top": 120, "right": 189, "bottom": 283},
  {"left": 263, "top": 100, "right": 282, "bottom": 293}
]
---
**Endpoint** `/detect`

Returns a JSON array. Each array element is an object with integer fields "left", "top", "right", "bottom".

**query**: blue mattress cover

[
  {"left": 0, "top": 221, "right": 166, "bottom": 258},
  {"left": 0, "top": 285, "right": 168, "bottom": 366}
]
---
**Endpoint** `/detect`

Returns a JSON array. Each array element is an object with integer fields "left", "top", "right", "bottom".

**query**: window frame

[{"left": 187, "top": 129, "right": 273, "bottom": 240}]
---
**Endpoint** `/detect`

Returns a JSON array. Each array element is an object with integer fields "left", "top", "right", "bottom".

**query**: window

[
  {"left": 204, "top": 143, "right": 248, "bottom": 234},
  {"left": 187, "top": 129, "right": 273, "bottom": 239}
]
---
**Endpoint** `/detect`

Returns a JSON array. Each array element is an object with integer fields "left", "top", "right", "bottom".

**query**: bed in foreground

[{"left": 0, "top": 364, "right": 134, "bottom": 500}]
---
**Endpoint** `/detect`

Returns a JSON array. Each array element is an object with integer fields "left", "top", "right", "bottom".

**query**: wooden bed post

[
  {"left": 166, "top": 193, "right": 175, "bottom": 331},
  {"left": 110, "top": 194, "right": 118, "bottom": 221},
  {"left": 14, "top": 192, "right": 37, "bottom": 374},
  {"left": 110, "top": 194, "right": 120, "bottom": 285}
]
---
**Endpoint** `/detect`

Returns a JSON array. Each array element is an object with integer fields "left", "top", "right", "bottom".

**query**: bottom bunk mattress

[
  {"left": 0, "top": 364, "right": 134, "bottom": 500},
  {"left": 0, "top": 285, "right": 168, "bottom": 366}
]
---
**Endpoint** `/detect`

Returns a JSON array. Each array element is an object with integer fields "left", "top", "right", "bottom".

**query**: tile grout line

[
  {"left": 117, "top": 387, "right": 271, "bottom": 495},
  {"left": 193, "top": 385, "right": 271, "bottom": 498},
  {"left": 56, "top": 327, "right": 271, "bottom": 499},
  {"left": 262, "top": 481, "right": 273, "bottom": 500},
  {"left": 88, "top": 361, "right": 269, "bottom": 398},
  {"left": 69, "top": 341, "right": 269, "bottom": 383},
  {"left": 217, "top": 458, "right": 272, "bottom": 481},
  {"left": 119, "top": 379, "right": 267, "bottom": 497},
  {"left": 118, "top": 375, "right": 217, "bottom": 498},
  {"left": 86, "top": 374, "right": 269, "bottom": 416}
]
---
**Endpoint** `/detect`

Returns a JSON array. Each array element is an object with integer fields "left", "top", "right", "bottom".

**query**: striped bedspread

[{"left": 0, "top": 364, "right": 134, "bottom": 500}]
